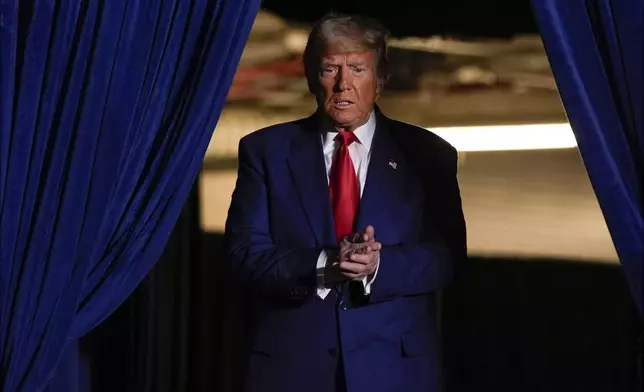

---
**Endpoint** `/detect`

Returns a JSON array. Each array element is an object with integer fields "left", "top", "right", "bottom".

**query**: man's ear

[
  {"left": 307, "top": 80, "right": 316, "bottom": 95},
  {"left": 306, "top": 69, "right": 319, "bottom": 95},
  {"left": 375, "top": 80, "right": 383, "bottom": 101},
  {"left": 375, "top": 70, "right": 389, "bottom": 99}
]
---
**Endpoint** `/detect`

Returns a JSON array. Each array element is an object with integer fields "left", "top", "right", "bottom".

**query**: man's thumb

[{"left": 365, "top": 225, "right": 375, "bottom": 240}]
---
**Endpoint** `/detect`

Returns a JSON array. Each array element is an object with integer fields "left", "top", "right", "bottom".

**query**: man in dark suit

[{"left": 224, "top": 12, "right": 467, "bottom": 392}]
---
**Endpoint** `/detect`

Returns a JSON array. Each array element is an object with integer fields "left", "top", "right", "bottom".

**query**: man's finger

[
  {"left": 348, "top": 242, "right": 382, "bottom": 256},
  {"left": 340, "top": 242, "right": 368, "bottom": 258},
  {"left": 339, "top": 261, "right": 369, "bottom": 274},
  {"left": 349, "top": 253, "right": 376, "bottom": 265},
  {"left": 341, "top": 238, "right": 367, "bottom": 249}
]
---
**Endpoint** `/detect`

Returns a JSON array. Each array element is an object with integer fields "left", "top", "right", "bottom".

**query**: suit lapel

[
  {"left": 286, "top": 111, "right": 410, "bottom": 247},
  {"left": 286, "top": 116, "right": 336, "bottom": 247},
  {"left": 355, "top": 113, "right": 409, "bottom": 235}
]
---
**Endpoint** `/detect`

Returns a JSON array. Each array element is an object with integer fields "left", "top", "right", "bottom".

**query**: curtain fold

[
  {"left": 78, "top": 183, "right": 201, "bottom": 392},
  {"left": 0, "top": 1, "right": 261, "bottom": 391},
  {"left": 531, "top": 0, "right": 644, "bottom": 317}
]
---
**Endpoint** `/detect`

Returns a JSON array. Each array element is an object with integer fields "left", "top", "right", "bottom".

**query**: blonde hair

[{"left": 303, "top": 13, "right": 391, "bottom": 86}]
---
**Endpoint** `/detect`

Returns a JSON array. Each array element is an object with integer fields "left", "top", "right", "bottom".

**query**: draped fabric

[
  {"left": 0, "top": 1, "right": 261, "bottom": 391},
  {"left": 82, "top": 184, "right": 201, "bottom": 392},
  {"left": 531, "top": 0, "right": 644, "bottom": 317}
]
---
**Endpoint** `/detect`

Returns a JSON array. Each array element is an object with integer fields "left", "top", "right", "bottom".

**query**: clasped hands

[{"left": 326, "top": 225, "right": 381, "bottom": 285}]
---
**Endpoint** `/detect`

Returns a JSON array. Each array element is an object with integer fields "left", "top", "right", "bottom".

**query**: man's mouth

[{"left": 333, "top": 100, "right": 353, "bottom": 107}]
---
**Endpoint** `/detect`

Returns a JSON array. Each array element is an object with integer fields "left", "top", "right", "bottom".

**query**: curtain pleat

[
  {"left": 0, "top": 1, "right": 261, "bottom": 391},
  {"left": 531, "top": 0, "right": 644, "bottom": 317}
]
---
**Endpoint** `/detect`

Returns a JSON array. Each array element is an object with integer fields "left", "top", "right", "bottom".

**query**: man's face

[{"left": 313, "top": 45, "right": 381, "bottom": 132}]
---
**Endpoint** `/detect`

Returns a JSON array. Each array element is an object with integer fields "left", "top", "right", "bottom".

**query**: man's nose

[{"left": 335, "top": 68, "right": 351, "bottom": 91}]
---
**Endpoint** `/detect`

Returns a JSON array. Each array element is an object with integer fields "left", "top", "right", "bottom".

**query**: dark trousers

[{"left": 335, "top": 354, "right": 347, "bottom": 392}]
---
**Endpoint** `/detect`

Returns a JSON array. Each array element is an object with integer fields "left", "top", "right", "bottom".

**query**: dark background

[
  {"left": 84, "top": 189, "right": 642, "bottom": 392},
  {"left": 261, "top": 0, "right": 538, "bottom": 38},
  {"left": 81, "top": 2, "right": 642, "bottom": 391}
]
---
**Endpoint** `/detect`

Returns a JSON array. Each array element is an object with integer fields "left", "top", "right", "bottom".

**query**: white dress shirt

[{"left": 316, "top": 111, "right": 380, "bottom": 299}]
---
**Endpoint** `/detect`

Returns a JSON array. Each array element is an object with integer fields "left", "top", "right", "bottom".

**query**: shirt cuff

[
  {"left": 362, "top": 252, "right": 380, "bottom": 295},
  {"left": 316, "top": 249, "right": 331, "bottom": 299}
]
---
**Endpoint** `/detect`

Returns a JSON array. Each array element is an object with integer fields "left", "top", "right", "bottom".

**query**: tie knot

[{"left": 335, "top": 131, "right": 358, "bottom": 146}]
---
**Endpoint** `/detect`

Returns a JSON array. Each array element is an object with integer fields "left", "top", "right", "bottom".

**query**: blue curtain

[
  {"left": 531, "top": 1, "right": 644, "bottom": 317},
  {"left": 0, "top": 1, "right": 260, "bottom": 391}
]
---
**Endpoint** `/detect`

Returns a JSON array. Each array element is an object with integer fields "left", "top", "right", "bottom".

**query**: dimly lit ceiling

[{"left": 261, "top": 0, "right": 538, "bottom": 38}]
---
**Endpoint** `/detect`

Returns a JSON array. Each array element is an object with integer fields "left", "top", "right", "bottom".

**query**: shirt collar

[{"left": 321, "top": 110, "right": 377, "bottom": 151}]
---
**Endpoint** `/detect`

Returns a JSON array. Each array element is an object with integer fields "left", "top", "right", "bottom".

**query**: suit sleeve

[
  {"left": 223, "top": 137, "right": 321, "bottom": 299},
  {"left": 369, "top": 146, "right": 467, "bottom": 303}
]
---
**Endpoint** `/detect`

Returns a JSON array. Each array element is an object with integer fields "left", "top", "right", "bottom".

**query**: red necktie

[{"left": 329, "top": 131, "right": 359, "bottom": 243}]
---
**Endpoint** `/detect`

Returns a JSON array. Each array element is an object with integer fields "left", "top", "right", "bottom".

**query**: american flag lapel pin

[{"left": 388, "top": 159, "right": 397, "bottom": 170}]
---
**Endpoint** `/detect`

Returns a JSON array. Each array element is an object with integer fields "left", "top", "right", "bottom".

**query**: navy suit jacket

[{"left": 224, "top": 109, "right": 467, "bottom": 392}]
